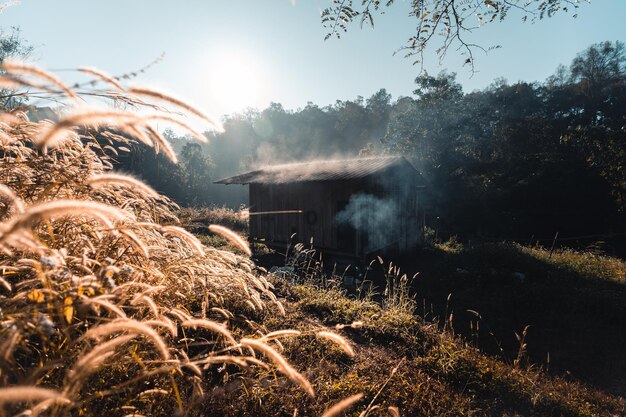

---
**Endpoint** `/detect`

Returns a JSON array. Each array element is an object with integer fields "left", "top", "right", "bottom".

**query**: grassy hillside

[
  {"left": 409, "top": 243, "right": 626, "bottom": 395},
  {"left": 214, "top": 279, "right": 625, "bottom": 416}
]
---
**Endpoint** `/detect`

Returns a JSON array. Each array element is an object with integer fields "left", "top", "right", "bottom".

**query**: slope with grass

[
  {"left": 409, "top": 242, "right": 626, "bottom": 395},
  {"left": 204, "top": 277, "right": 625, "bottom": 416}
]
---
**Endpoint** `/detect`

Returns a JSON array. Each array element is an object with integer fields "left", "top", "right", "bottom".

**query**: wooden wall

[{"left": 249, "top": 170, "right": 424, "bottom": 258}]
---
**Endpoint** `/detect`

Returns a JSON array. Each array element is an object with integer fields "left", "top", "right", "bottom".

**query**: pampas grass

[
  {"left": 387, "top": 406, "right": 400, "bottom": 417},
  {"left": 35, "top": 109, "right": 139, "bottom": 147},
  {"left": 316, "top": 331, "right": 355, "bottom": 357},
  {"left": 208, "top": 224, "right": 252, "bottom": 256},
  {"left": 181, "top": 319, "right": 237, "bottom": 346},
  {"left": 88, "top": 173, "right": 159, "bottom": 197},
  {"left": 0, "top": 184, "right": 24, "bottom": 214},
  {"left": 0, "top": 387, "right": 68, "bottom": 405},
  {"left": 79, "top": 67, "right": 125, "bottom": 91},
  {"left": 80, "top": 296, "right": 128, "bottom": 318},
  {"left": 1, "top": 60, "right": 78, "bottom": 100},
  {"left": 128, "top": 85, "right": 216, "bottom": 126},
  {"left": 145, "top": 113, "right": 208, "bottom": 144},
  {"left": 137, "top": 389, "right": 169, "bottom": 398},
  {"left": 0, "top": 60, "right": 362, "bottom": 417},
  {"left": 160, "top": 225, "right": 205, "bottom": 255},
  {"left": 261, "top": 329, "right": 302, "bottom": 341},
  {"left": 241, "top": 338, "right": 315, "bottom": 398},
  {"left": 143, "top": 124, "right": 178, "bottom": 163},
  {"left": 84, "top": 319, "right": 171, "bottom": 360},
  {"left": 321, "top": 393, "right": 364, "bottom": 417}
]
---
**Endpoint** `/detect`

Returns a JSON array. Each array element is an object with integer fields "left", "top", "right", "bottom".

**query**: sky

[{"left": 3, "top": 0, "right": 626, "bottom": 121}]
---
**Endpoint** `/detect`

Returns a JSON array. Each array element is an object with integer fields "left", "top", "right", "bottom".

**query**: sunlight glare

[{"left": 208, "top": 49, "right": 263, "bottom": 114}]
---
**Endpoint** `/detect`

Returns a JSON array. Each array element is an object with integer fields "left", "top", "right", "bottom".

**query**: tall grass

[
  {"left": 0, "top": 61, "right": 353, "bottom": 416},
  {"left": 177, "top": 206, "right": 249, "bottom": 234}
]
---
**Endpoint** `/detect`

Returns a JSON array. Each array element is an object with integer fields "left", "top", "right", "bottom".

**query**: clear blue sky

[{"left": 4, "top": 0, "right": 626, "bottom": 119}]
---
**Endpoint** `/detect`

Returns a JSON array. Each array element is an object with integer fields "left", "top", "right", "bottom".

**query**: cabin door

[{"left": 336, "top": 201, "right": 357, "bottom": 254}]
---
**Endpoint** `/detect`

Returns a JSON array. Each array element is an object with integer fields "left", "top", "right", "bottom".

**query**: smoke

[
  {"left": 335, "top": 193, "right": 400, "bottom": 252},
  {"left": 251, "top": 141, "right": 373, "bottom": 171},
  {"left": 254, "top": 142, "right": 281, "bottom": 167}
]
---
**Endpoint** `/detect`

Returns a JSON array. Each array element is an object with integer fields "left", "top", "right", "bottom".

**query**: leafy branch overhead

[{"left": 321, "top": 0, "right": 585, "bottom": 71}]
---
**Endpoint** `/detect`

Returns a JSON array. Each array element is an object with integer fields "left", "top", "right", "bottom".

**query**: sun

[{"left": 208, "top": 49, "right": 262, "bottom": 114}]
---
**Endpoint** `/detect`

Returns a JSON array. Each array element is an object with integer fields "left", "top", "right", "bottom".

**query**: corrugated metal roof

[{"left": 214, "top": 156, "right": 423, "bottom": 184}]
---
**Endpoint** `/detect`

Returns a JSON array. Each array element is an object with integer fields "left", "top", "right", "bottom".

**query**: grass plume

[
  {"left": 241, "top": 338, "right": 315, "bottom": 398},
  {"left": 316, "top": 330, "right": 355, "bottom": 357},
  {"left": 2, "top": 60, "right": 78, "bottom": 100},
  {"left": 128, "top": 85, "right": 217, "bottom": 127},
  {"left": 321, "top": 393, "right": 364, "bottom": 417},
  {"left": 88, "top": 173, "right": 159, "bottom": 197},
  {"left": 208, "top": 224, "right": 251, "bottom": 256},
  {"left": 0, "top": 386, "right": 68, "bottom": 405},
  {"left": 79, "top": 66, "right": 125, "bottom": 91},
  {"left": 83, "top": 319, "right": 171, "bottom": 360}
]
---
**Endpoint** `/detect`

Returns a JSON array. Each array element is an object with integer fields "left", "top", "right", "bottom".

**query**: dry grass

[
  {"left": 0, "top": 62, "right": 346, "bottom": 416},
  {"left": 320, "top": 393, "right": 363, "bottom": 417},
  {"left": 177, "top": 206, "right": 249, "bottom": 234},
  {"left": 177, "top": 206, "right": 254, "bottom": 254},
  {"left": 522, "top": 244, "right": 626, "bottom": 284}
]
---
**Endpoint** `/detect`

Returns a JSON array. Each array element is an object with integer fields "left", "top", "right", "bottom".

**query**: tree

[
  {"left": 413, "top": 71, "right": 463, "bottom": 101},
  {"left": 567, "top": 41, "right": 626, "bottom": 125},
  {"left": 0, "top": 26, "right": 33, "bottom": 108},
  {"left": 119, "top": 137, "right": 187, "bottom": 203},
  {"left": 379, "top": 58, "right": 623, "bottom": 238},
  {"left": 321, "top": 0, "right": 583, "bottom": 72},
  {"left": 180, "top": 142, "right": 214, "bottom": 203},
  {"left": 383, "top": 71, "right": 463, "bottom": 172},
  {"left": 570, "top": 41, "right": 625, "bottom": 86},
  {"left": 0, "top": 27, "right": 32, "bottom": 63}
]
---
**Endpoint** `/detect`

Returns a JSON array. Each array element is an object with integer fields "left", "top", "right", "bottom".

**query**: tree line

[{"left": 118, "top": 41, "right": 626, "bottom": 246}]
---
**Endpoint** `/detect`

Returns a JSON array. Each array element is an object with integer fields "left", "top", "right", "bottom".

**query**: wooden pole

[{"left": 549, "top": 232, "right": 559, "bottom": 258}]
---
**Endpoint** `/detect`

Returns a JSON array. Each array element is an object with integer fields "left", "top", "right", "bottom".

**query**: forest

[{"left": 121, "top": 40, "right": 626, "bottom": 253}]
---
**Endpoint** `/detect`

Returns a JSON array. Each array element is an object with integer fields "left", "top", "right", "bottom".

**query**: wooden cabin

[{"left": 215, "top": 156, "right": 427, "bottom": 260}]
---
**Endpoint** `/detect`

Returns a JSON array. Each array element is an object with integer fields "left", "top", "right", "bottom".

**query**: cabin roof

[{"left": 214, "top": 156, "right": 425, "bottom": 185}]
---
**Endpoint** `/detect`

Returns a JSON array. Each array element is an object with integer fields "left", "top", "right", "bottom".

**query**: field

[{"left": 0, "top": 62, "right": 625, "bottom": 417}]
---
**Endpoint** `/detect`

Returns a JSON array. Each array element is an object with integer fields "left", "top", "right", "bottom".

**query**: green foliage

[
  {"left": 0, "top": 26, "right": 32, "bottom": 63},
  {"left": 179, "top": 140, "right": 214, "bottom": 202},
  {"left": 0, "top": 26, "right": 33, "bottom": 108},
  {"left": 381, "top": 44, "right": 626, "bottom": 239},
  {"left": 321, "top": 1, "right": 583, "bottom": 71},
  {"left": 520, "top": 244, "right": 626, "bottom": 284}
]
